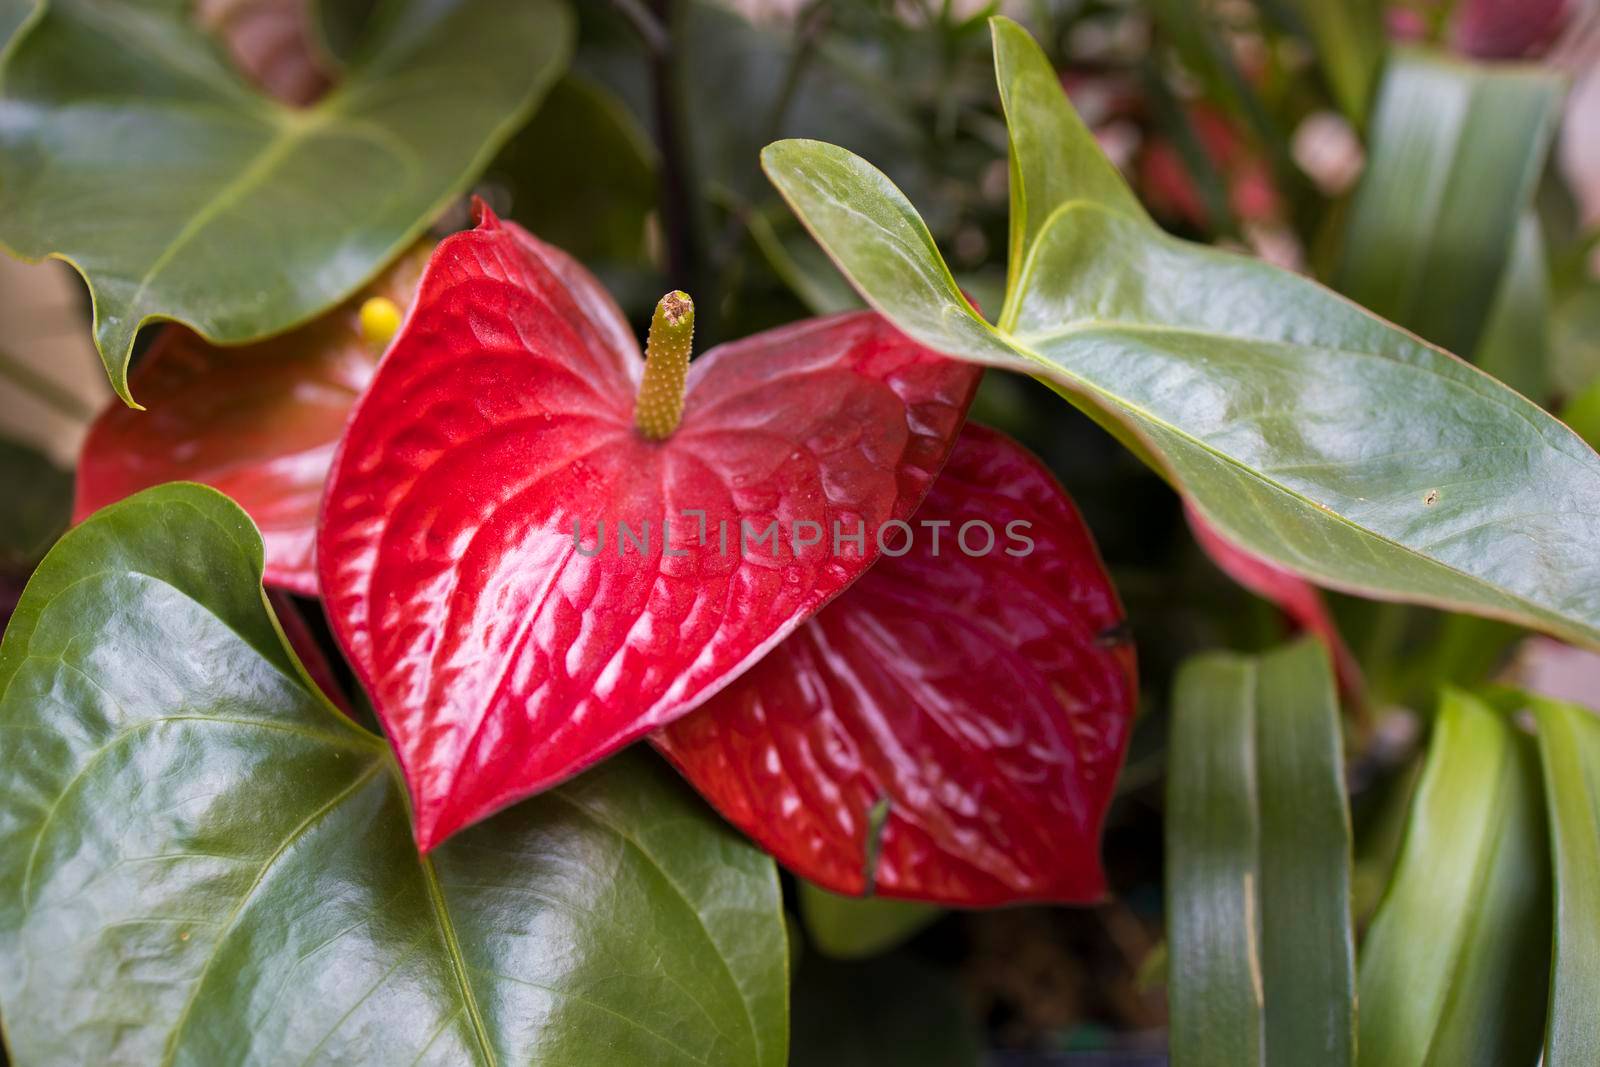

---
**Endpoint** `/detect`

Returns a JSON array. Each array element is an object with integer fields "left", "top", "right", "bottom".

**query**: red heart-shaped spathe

[
  {"left": 318, "top": 206, "right": 980, "bottom": 850},
  {"left": 655, "top": 424, "right": 1137, "bottom": 905},
  {"left": 74, "top": 245, "right": 430, "bottom": 594}
]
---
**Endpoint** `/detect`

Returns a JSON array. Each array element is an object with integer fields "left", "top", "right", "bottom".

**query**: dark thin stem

[
  {"left": 0, "top": 348, "right": 97, "bottom": 422},
  {"left": 761, "top": 0, "right": 829, "bottom": 146},
  {"left": 646, "top": 0, "right": 718, "bottom": 346}
]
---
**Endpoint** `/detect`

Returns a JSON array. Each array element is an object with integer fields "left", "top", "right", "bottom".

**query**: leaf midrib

[
  {"left": 1026, "top": 345, "right": 1593, "bottom": 629},
  {"left": 547, "top": 791, "right": 767, "bottom": 1066},
  {"left": 159, "top": 759, "right": 386, "bottom": 1066},
  {"left": 127, "top": 107, "right": 339, "bottom": 311},
  {"left": 970, "top": 207, "right": 1600, "bottom": 642},
  {"left": 1414, "top": 725, "right": 1516, "bottom": 1067},
  {"left": 415, "top": 838, "right": 498, "bottom": 1067},
  {"left": 774, "top": 150, "right": 1600, "bottom": 643}
]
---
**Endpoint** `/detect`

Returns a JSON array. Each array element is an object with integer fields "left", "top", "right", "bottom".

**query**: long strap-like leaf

[
  {"left": 1357, "top": 690, "right": 1550, "bottom": 1067},
  {"left": 1533, "top": 695, "right": 1600, "bottom": 1066},
  {"left": 1167, "top": 639, "right": 1355, "bottom": 1067}
]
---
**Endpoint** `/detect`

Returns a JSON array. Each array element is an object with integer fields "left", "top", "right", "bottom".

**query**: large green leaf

[
  {"left": 1532, "top": 695, "right": 1600, "bottom": 1065},
  {"left": 1332, "top": 49, "right": 1563, "bottom": 360},
  {"left": 760, "top": 16, "right": 1600, "bottom": 651},
  {"left": 1357, "top": 690, "right": 1550, "bottom": 1067},
  {"left": 0, "top": 0, "right": 571, "bottom": 404},
  {"left": 1165, "top": 639, "right": 1354, "bottom": 1067},
  {"left": 0, "top": 484, "right": 788, "bottom": 1065}
]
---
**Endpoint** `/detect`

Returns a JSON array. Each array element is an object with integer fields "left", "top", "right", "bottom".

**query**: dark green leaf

[
  {"left": 0, "top": 484, "right": 789, "bottom": 1065},
  {"left": 1166, "top": 639, "right": 1355, "bottom": 1067},
  {"left": 0, "top": 0, "right": 571, "bottom": 404},
  {"left": 796, "top": 881, "right": 941, "bottom": 961},
  {"left": 0, "top": 436, "right": 71, "bottom": 569},
  {"left": 1532, "top": 695, "right": 1600, "bottom": 1065},
  {"left": 1167, "top": 655, "right": 1263, "bottom": 1067},
  {"left": 491, "top": 74, "right": 656, "bottom": 263},
  {"left": 1357, "top": 690, "right": 1550, "bottom": 1067},
  {"left": 761, "top": 17, "right": 1600, "bottom": 650},
  {"left": 791, "top": 954, "right": 979, "bottom": 1067},
  {"left": 1333, "top": 50, "right": 1563, "bottom": 358}
]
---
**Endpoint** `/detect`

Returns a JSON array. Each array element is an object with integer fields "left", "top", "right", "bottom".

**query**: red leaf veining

[
  {"left": 318, "top": 206, "right": 981, "bottom": 849},
  {"left": 656, "top": 424, "right": 1137, "bottom": 905}
]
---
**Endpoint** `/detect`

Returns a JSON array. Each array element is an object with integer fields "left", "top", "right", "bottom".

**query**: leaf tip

[{"left": 469, "top": 194, "right": 502, "bottom": 232}]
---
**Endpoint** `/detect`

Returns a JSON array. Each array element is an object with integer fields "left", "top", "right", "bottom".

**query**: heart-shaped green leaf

[
  {"left": 0, "top": 0, "right": 571, "bottom": 404},
  {"left": 761, "top": 16, "right": 1600, "bottom": 650},
  {"left": 0, "top": 483, "right": 788, "bottom": 1065},
  {"left": 1357, "top": 689, "right": 1550, "bottom": 1067},
  {"left": 1166, "top": 639, "right": 1355, "bottom": 1067}
]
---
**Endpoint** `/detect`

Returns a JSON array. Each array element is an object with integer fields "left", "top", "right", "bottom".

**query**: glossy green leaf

[
  {"left": 1532, "top": 695, "right": 1600, "bottom": 1065},
  {"left": 0, "top": 436, "right": 70, "bottom": 569},
  {"left": 1333, "top": 50, "right": 1563, "bottom": 359},
  {"left": 791, "top": 955, "right": 979, "bottom": 1067},
  {"left": 0, "top": 0, "right": 571, "bottom": 404},
  {"left": 1166, "top": 639, "right": 1354, "bottom": 1067},
  {"left": 796, "top": 882, "right": 941, "bottom": 961},
  {"left": 0, "top": 484, "right": 789, "bottom": 1065},
  {"left": 1357, "top": 690, "right": 1550, "bottom": 1067},
  {"left": 761, "top": 16, "right": 1600, "bottom": 651}
]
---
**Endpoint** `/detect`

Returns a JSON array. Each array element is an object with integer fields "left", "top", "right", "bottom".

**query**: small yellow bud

[
  {"left": 635, "top": 291, "right": 695, "bottom": 441},
  {"left": 359, "top": 297, "right": 402, "bottom": 350}
]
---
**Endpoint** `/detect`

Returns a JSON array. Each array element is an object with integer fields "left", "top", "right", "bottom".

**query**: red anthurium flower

[
  {"left": 318, "top": 203, "right": 983, "bottom": 851},
  {"left": 74, "top": 244, "right": 431, "bottom": 594},
  {"left": 655, "top": 423, "right": 1137, "bottom": 905},
  {"left": 1186, "top": 503, "right": 1363, "bottom": 699}
]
